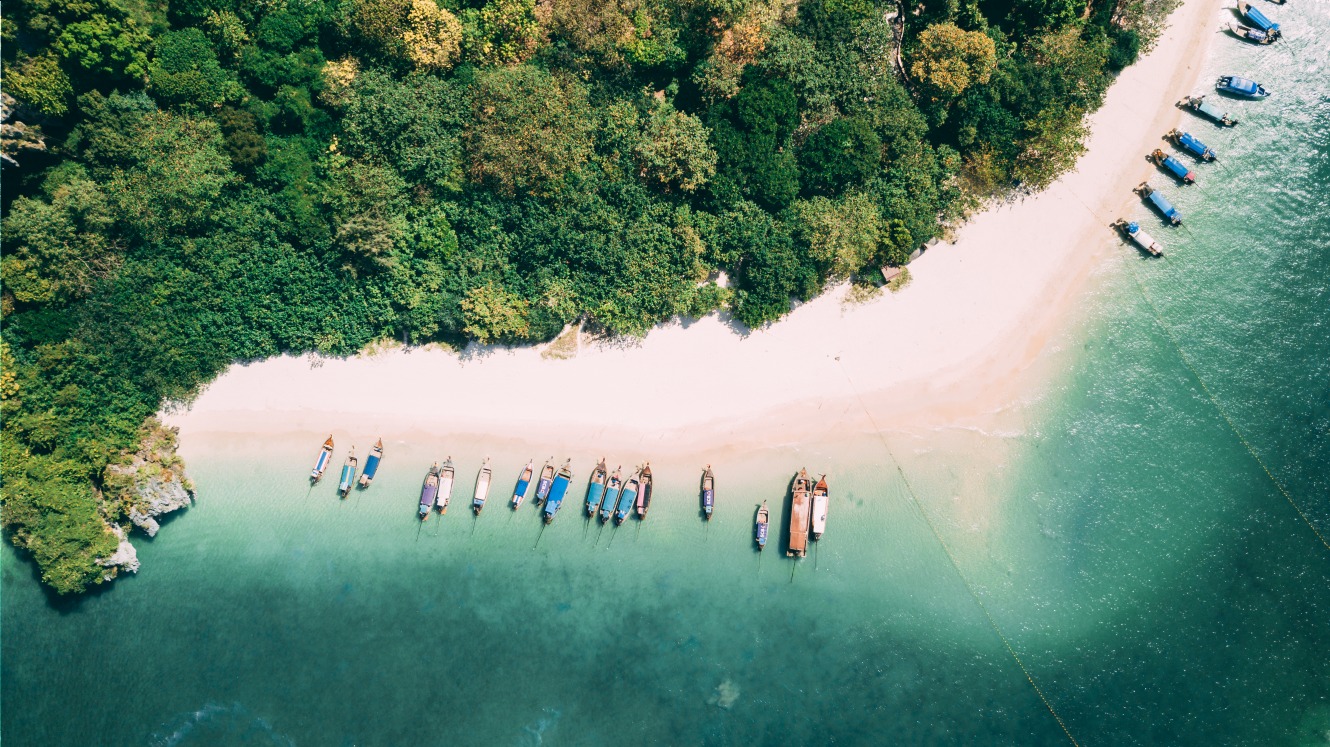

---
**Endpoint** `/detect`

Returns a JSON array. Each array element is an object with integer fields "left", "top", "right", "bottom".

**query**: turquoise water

[{"left": 5, "top": 7, "right": 1330, "bottom": 745}]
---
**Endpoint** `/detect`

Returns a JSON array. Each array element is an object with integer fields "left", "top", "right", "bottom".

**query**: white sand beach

[{"left": 166, "top": 0, "right": 1220, "bottom": 461}]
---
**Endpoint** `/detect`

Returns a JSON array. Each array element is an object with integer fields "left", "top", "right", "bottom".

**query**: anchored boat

[
  {"left": 701, "top": 465, "right": 715, "bottom": 520},
  {"left": 1150, "top": 149, "right": 1195, "bottom": 184},
  {"left": 534, "top": 459, "right": 555, "bottom": 505},
  {"left": 473, "top": 458, "right": 492, "bottom": 515},
  {"left": 419, "top": 462, "right": 440, "bottom": 521},
  {"left": 1168, "top": 129, "right": 1216, "bottom": 161},
  {"left": 635, "top": 463, "right": 653, "bottom": 520},
  {"left": 1228, "top": 22, "right": 1274, "bottom": 45},
  {"left": 1134, "top": 182, "right": 1182, "bottom": 225},
  {"left": 755, "top": 502, "right": 769, "bottom": 551},
  {"left": 811, "top": 475, "right": 829, "bottom": 541},
  {"left": 600, "top": 467, "right": 622, "bottom": 523},
  {"left": 1216, "top": 75, "right": 1270, "bottom": 99},
  {"left": 788, "top": 469, "right": 811, "bottom": 558},
  {"left": 338, "top": 448, "right": 358, "bottom": 498},
  {"left": 1181, "top": 95, "right": 1237, "bottom": 127},
  {"left": 542, "top": 460, "right": 573, "bottom": 524},
  {"left": 512, "top": 460, "right": 533, "bottom": 510},
  {"left": 615, "top": 469, "right": 640, "bottom": 526},
  {"left": 1236, "top": 1, "right": 1280, "bottom": 40},
  {"left": 1113, "top": 220, "right": 1163, "bottom": 257},
  {"left": 358, "top": 438, "right": 383, "bottom": 489},
  {"left": 436, "top": 457, "right": 455, "bottom": 514},
  {"left": 310, "top": 435, "right": 334, "bottom": 484},
  {"left": 585, "top": 459, "right": 608, "bottom": 517}
]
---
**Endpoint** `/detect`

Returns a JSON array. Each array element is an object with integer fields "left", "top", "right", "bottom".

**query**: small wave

[
  {"left": 148, "top": 702, "right": 295, "bottom": 747},
  {"left": 518, "top": 707, "right": 562, "bottom": 746}
]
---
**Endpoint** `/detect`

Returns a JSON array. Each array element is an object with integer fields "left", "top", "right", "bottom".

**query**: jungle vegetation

[{"left": 1, "top": 0, "right": 1174, "bottom": 592}]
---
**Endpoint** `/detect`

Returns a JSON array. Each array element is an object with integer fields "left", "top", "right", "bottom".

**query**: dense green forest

[{"left": 1, "top": 0, "right": 1172, "bottom": 593}]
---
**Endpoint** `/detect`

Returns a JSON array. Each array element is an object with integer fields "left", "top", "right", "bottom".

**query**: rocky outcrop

[
  {"left": 103, "top": 419, "right": 195, "bottom": 538},
  {"left": 1, "top": 92, "right": 47, "bottom": 168},
  {"left": 95, "top": 524, "right": 140, "bottom": 579}
]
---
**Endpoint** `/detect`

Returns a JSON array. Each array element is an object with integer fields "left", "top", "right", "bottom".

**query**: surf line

[
  {"left": 1127, "top": 264, "right": 1330, "bottom": 555},
  {"left": 834, "top": 358, "right": 1082, "bottom": 747}
]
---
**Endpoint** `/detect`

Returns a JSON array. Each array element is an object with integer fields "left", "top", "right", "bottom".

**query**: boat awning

[
  {"left": 1163, "top": 156, "right": 1191, "bottom": 179},
  {"left": 1197, "top": 100, "right": 1228, "bottom": 120},
  {"left": 1245, "top": 7, "right": 1278, "bottom": 32},
  {"left": 1148, "top": 191, "right": 1178, "bottom": 217},
  {"left": 1179, "top": 132, "right": 1211, "bottom": 155},
  {"left": 1135, "top": 230, "right": 1159, "bottom": 249}
]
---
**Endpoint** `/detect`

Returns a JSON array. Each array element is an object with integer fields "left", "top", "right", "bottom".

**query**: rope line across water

[{"left": 834, "top": 360, "right": 1082, "bottom": 747}]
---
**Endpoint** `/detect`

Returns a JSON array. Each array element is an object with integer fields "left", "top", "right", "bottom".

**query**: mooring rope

[
  {"left": 1126, "top": 264, "right": 1330, "bottom": 554},
  {"left": 834, "top": 360, "right": 1082, "bottom": 747}
]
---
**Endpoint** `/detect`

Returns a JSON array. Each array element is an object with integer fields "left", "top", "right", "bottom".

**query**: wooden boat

[
  {"left": 1181, "top": 95, "right": 1237, "bottom": 127},
  {"left": 1167, "top": 129, "right": 1216, "bottom": 161},
  {"left": 1216, "top": 75, "right": 1270, "bottom": 99},
  {"left": 1236, "top": 1, "right": 1280, "bottom": 40},
  {"left": 585, "top": 459, "right": 608, "bottom": 516},
  {"left": 472, "top": 458, "right": 492, "bottom": 516},
  {"left": 599, "top": 467, "right": 622, "bottom": 523},
  {"left": 419, "top": 462, "right": 440, "bottom": 521},
  {"left": 534, "top": 459, "right": 556, "bottom": 504},
  {"left": 1149, "top": 148, "right": 1195, "bottom": 184},
  {"left": 1112, "top": 219, "right": 1164, "bottom": 257},
  {"left": 542, "top": 460, "right": 573, "bottom": 524},
  {"left": 635, "top": 463, "right": 653, "bottom": 520},
  {"left": 357, "top": 438, "right": 383, "bottom": 489},
  {"left": 615, "top": 469, "right": 640, "bottom": 526},
  {"left": 787, "top": 469, "right": 811, "bottom": 558},
  {"left": 338, "top": 448, "right": 358, "bottom": 498},
  {"left": 755, "top": 501, "right": 769, "bottom": 551},
  {"left": 512, "top": 460, "right": 533, "bottom": 510},
  {"left": 811, "top": 475, "right": 829, "bottom": 541},
  {"left": 701, "top": 465, "right": 715, "bottom": 520},
  {"left": 1227, "top": 22, "right": 1274, "bottom": 45},
  {"left": 310, "top": 435, "right": 334, "bottom": 484},
  {"left": 436, "top": 458, "right": 455, "bottom": 514},
  {"left": 1134, "top": 182, "right": 1182, "bottom": 225}
]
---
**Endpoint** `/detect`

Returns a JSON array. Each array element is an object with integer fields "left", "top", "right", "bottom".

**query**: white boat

[
  {"left": 436, "top": 457, "right": 455, "bottom": 514},
  {"left": 472, "top": 458, "right": 492, "bottom": 516},
  {"left": 811, "top": 475, "right": 829, "bottom": 540}
]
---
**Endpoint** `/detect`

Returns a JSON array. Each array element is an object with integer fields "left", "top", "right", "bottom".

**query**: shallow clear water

[{"left": 5, "top": 7, "right": 1330, "bottom": 745}]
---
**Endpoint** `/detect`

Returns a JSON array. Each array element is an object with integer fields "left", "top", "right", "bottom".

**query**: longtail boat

[
  {"left": 1112, "top": 219, "right": 1164, "bottom": 257},
  {"left": 787, "top": 469, "right": 811, "bottom": 558},
  {"left": 1237, "top": 1, "right": 1280, "bottom": 39},
  {"left": 1134, "top": 182, "right": 1182, "bottom": 225},
  {"left": 615, "top": 470, "right": 640, "bottom": 526},
  {"left": 338, "top": 448, "right": 358, "bottom": 498},
  {"left": 534, "top": 459, "right": 556, "bottom": 504},
  {"left": 1149, "top": 149, "right": 1195, "bottom": 184},
  {"left": 1216, "top": 75, "right": 1270, "bottom": 99},
  {"left": 1181, "top": 95, "right": 1237, "bottom": 127},
  {"left": 635, "top": 463, "right": 653, "bottom": 520},
  {"left": 1228, "top": 22, "right": 1274, "bottom": 45},
  {"left": 310, "top": 435, "right": 334, "bottom": 484},
  {"left": 599, "top": 467, "right": 622, "bottom": 523},
  {"left": 542, "top": 460, "right": 573, "bottom": 524},
  {"left": 419, "top": 462, "right": 440, "bottom": 521},
  {"left": 755, "top": 502, "right": 769, "bottom": 551},
  {"left": 358, "top": 438, "right": 383, "bottom": 489},
  {"left": 436, "top": 458, "right": 455, "bottom": 514},
  {"left": 585, "top": 459, "right": 608, "bottom": 516},
  {"left": 811, "top": 475, "right": 829, "bottom": 541},
  {"left": 1167, "top": 129, "right": 1216, "bottom": 161},
  {"left": 512, "top": 460, "right": 534, "bottom": 510},
  {"left": 701, "top": 466, "right": 715, "bottom": 520},
  {"left": 473, "top": 458, "right": 492, "bottom": 515}
]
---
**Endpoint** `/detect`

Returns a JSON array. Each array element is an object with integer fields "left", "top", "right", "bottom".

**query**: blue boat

[
  {"left": 419, "top": 462, "right": 440, "bottom": 520},
  {"left": 1181, "top": 95, "right": 1236, "bottom": 127},
  {"left": 755, "top": 502, "right": 769, "bottom": 551},
  {"left": 511, "top": 460, "right": 533, "bottom": 510},
  {"left": 1149, "top": 149, "right": 1195, "bottom": 184},
  {"left": 338, "top": 448, "right": 358, "bottom": 498},
  {"left": 701, "top": 465, "right": 715, "bottom": 520},
  {"left": 615, "top": 470, "right": 640, "bottom": 526},
  {"left": 1216, "top": 75, "right": 1270, "bottom": 99},
  {"left": 534, "top": 459, "right": 555, "bottom": 504},
  {"left": 310, "top": 435, "right": 334, "bottom": 484},
  {"left": 1168, "top": 129, "right": 1215, "bottom": 161},
  {"left": 584, "top": 459, "right": 608, "bottom": 516},
  {"left": 1134, "top": 183, "right": 1181, "bottom": 225},
  {"left": 542, "top": 461, "right": 573, "bottom": 524},
  {"left": 357, "top": 438, "right": 383, "bottom": 489},
  {"left": 599, "top": 468, "right": 622, "bottom": 523},
  {"left": 1237, "top": 1, "right": 1280, "bottom": 38}
]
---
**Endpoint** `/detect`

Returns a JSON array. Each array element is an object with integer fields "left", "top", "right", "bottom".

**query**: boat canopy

[
  {"left": 1244, "top": 6, "right": 1278, "bottom": 32},
  {"left": 313, "top": 451, "right": 330, "bottom": 473},
  {"left": 1226, "top": 77, "right": 1260, "bottom": 96},
  {"left": 1197, "top": 99, "right": 1228, "bottom": 121},
  {"left": 1162, "top": 155, "right": 1191, "bottom": 179},
  {"left": 1134, "top": 229, "right": 1159, "bottom": 249},
  {"left": 1147, "top": 191, "right": 1179, "bottom": 219},
  {"left": 363, "top": 454, "right": 381, "bottom": 478},
  {"left": 1178, "top": 132, "right": 1212, "bottom": 157}
]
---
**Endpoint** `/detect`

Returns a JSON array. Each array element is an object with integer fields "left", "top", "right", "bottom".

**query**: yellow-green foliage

[{"left": 910, "top": 23, "right": 997, "bottom": 100}]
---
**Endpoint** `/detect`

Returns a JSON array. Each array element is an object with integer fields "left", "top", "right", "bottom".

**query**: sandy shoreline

[{"left": 166, "top": 0, "right": 1220, "bottom": 462}]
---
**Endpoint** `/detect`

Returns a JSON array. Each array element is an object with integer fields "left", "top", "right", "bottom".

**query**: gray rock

[{"left": 95, "top": 525, "right": 140, "bottom": 578}]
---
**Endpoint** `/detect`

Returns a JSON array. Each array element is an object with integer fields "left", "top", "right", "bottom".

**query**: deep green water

[{"left": 5, "top": 8, "right": 1330, "bottom": 745}]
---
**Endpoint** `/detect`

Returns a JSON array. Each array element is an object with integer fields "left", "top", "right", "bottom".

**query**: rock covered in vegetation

[
  {"left": 102, "top": 420, "right": 195, "bottom": 538},
  {"left": 95, "top": 524, "right": 140, "bottom": 578}
]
